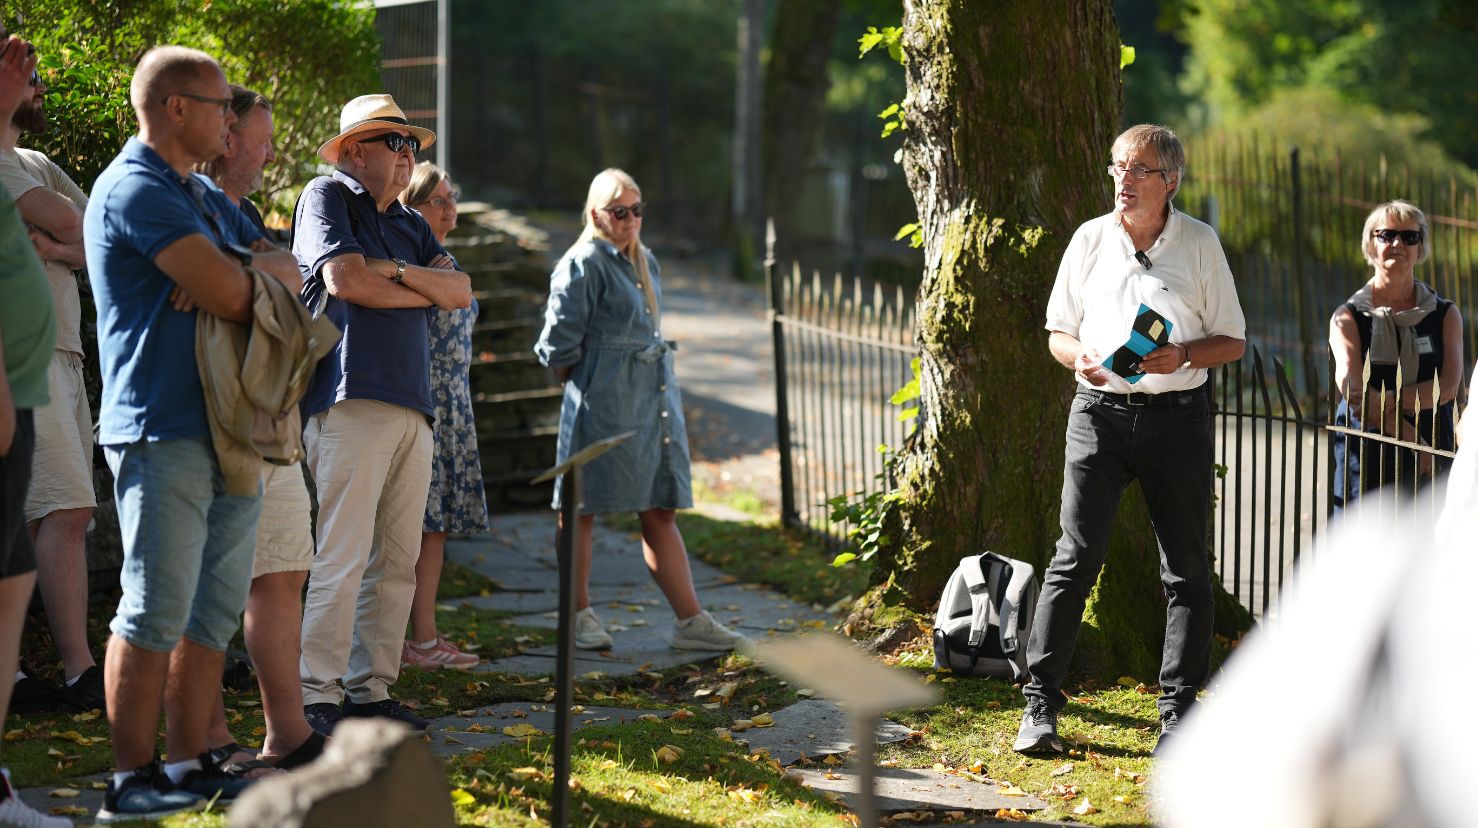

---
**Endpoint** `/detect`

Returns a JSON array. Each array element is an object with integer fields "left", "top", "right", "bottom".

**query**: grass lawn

[{"left": 4, "top": 505, "right": 1171, "bottom": 826}]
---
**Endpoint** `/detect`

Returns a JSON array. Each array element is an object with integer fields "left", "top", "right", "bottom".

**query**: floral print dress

[{"left": 424, "top": 296, "right": 490, "bottom": 533}]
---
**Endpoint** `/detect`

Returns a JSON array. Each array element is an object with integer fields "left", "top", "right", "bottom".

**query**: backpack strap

[
  {"left": 961, "top": 556, "right": 992, "bottom": 649},
  {"left": 997, "top": 557, "right": 1036, "bottom": 658}
]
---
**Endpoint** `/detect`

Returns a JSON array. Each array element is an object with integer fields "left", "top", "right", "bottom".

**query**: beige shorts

[
  {"left": 253, "top": 460, "right": 315, "bottom": 578},
  {"left": 25, "top": 351, "right": 96, "bottom": 522}
]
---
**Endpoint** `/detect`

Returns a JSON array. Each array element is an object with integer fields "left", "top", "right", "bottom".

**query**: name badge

[{"left": 1414, "top": 335, "right": 1435, "bottom": 355}]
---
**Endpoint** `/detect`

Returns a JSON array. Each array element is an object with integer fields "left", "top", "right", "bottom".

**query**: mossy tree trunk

[{"left": 863, "top": 0, "right": 1250, "bottom": 679}]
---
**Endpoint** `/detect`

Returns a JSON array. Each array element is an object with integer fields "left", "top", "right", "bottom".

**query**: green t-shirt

[{"left": 0, "top": 184, "right": 55, "bottom": 410}]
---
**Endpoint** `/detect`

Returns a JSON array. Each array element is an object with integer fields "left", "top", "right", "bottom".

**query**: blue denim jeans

[
  {"left": 1024, "top": 388, "right": 1215, "bottom": 717},
  {"left": 105, "top": 438, "right": 261, "bottom": 652}
]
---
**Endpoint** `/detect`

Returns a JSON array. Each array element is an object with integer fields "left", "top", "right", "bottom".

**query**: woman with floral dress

[
  {"left": 534, "top": 168, "right": 743, "bottom": 653},
  {"left": 400, "top": 162, "right": 488, "bottom": 669}
]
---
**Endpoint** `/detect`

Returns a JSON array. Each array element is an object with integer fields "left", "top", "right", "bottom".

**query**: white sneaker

[
  {"left": 671, "top": 610, "right": 747, "bottom": 651},
  {"left": 574, "top": 608, "right": 613, "bottom": 650},
  {"left": 0, "top": 768, "right": 72, "bottom": 828}
]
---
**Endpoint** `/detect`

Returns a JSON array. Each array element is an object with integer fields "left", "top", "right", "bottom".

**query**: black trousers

[{"left": 1024, "top": 387, "right": 1214, "bottom": 717}]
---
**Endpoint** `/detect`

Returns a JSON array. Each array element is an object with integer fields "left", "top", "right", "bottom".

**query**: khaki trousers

[{"left": 299, "top": 399, "right": 432, "bottom": 705}]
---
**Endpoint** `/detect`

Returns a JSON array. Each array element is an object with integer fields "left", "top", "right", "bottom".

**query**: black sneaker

[
  {"left": 1152, "top": 709, "right": 1182, "bottom": 757},
  {"left": 96, "top": 761, "right": 204, "bottom": 824},
  {"left": 304, "top": 702, "right": 344, "bottom": 736},
  {"left": 1012, "top": 697, "right": 1066, "bottom": 753},
  {"left": 342, "top": 697, "right": 430, "bottom": 730},
  {"left": 9, "top": 674, "right": 62, "bottom": 715},
  {"left": 59, "top": 665, "right": 107, "bottom": 714}
]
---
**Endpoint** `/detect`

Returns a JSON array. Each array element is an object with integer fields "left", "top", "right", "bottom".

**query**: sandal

[
  {"left": 207, "top": 742, "right": 281, "bottom": 781},
  {"left": 264, "top": 730, "right": 328, "bottom": 771}
]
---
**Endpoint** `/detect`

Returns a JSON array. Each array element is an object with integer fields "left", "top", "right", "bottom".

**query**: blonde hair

[
  {"left": 1360, "top": 199, "right": 1430, "bottom": 268},
  {"left": 573, "top": 168, "right": 649, "bottom": 287},
  {"left": 400, "top": 161, "right": 450, "bottom": 208}
]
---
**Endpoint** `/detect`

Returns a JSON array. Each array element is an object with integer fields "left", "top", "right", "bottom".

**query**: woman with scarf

[{"left": 1330, "top": 199, "right": 1464, "bottom": 511}]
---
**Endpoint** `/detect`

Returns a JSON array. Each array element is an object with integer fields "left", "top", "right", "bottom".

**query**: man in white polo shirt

[{"left": 1013, "top": 124, "right": 1246, "bottom": 757}]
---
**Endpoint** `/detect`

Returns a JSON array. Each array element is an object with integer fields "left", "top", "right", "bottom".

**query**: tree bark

[
  {"left": 864, "top": 0, "right": 1250, "bottom": 678},
  {"left": 760, "top": 0, "right": 843, "bottom": 261}
]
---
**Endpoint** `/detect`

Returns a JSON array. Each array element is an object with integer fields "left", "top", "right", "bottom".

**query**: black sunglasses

[
  {"left": 1372, "top": 228, "right": 1423, "bottom": 246},
  {"left": 600, "top": 202, "right": 645, "bottom": 221},
  {"left": 358, "top": 132, "right": 420, "bottom": 155}
]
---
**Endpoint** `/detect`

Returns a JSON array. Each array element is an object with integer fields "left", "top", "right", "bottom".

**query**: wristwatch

[
  {"left": 391, "top": 258, "right": 407, "bottom": 284},
  {"left": 1178, "top": 343, "right": 1193, "bottom": 370}
]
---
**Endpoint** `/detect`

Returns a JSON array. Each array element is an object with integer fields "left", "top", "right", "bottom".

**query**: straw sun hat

[{"left": 317, "top": 93, "right": 436, "bottom": 164}]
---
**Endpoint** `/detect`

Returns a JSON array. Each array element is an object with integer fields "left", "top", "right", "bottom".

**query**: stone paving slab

[
  {"left": 727, "top": 699, "right": 915, "bottom": 766},
  {"left": 789, "top": 766, "right": 1047, "bottom": 813},
  {"left": 14, "top": 774, "right": 107, "bottom": 822},
  {"left": 425, "top": 703, "right": 664, "bottom": 757}
]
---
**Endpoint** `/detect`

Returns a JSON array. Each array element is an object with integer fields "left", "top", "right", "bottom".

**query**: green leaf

[
  {"left": 831, "top": 552, "right": 858, "bottom": 567},
  {"left": 1120, "top": 44, "right": 1136, "bottom": 70},
  {"left": 896, "top": 406, "right": 919, "bottom": 422},
  {"left": 893, "top": 222, "right": 920, "bottom": 242},
  {"left": 450, "top": 788, "right": 476, "bottom": 807},
  {"left": 877, "top": 103, "right": 900, "bottom": 120}
]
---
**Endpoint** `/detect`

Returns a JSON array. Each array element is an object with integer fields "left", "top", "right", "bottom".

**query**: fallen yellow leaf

[
  {"left": 1050, "top": 762, "right": 1074, "bottom": 777},
  {"left": 670, "top": 709, "right": 695, "bottom": 721},
  {"left": 751, "top": 713, "right": 775, "bottom": 728},
  {"left": 47, "top": 789, "right": 79, "bottom": 798},
  {"left": 1074, "top": 798, "right": 1099, "bottom": 815},
  {"left": 502, "top": 724, "right": 544, "bottom": 738},
  {"left": 654, "top": 745, "right": 683, "bottom": 764},
  {"left": 507, "top": 767, "right": 546, "bottom": 782},
  {"left": 727, "top": 786, "right": 762, "bottom": 804},
  {"left": 1114, "top": 794, "right": 1134, "bottom": 804},
  {"left": 730, "top": 719, "right": 755, "bottom": 732},
  {"left": 50, "top": 806, "right": 90, "bottom": 817},
  {"left": 1000, "top": 786, "right": 1027, "bottom": 797}
]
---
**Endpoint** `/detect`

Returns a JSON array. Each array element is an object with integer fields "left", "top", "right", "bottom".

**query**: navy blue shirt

[
  {"left": 84, "top": 138, "right": 262, "bottom": 444},
  {"left": 293, "top": 171, "right": 447, "bottom": 420}
]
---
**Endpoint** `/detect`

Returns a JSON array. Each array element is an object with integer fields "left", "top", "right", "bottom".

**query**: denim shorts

[{"left": 105, "top": 437, "right": 261, "bottom": 652}]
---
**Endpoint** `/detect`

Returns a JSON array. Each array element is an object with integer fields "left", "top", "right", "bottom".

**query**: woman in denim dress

[
  {"left": 400, "top": 162, "right": 488, "bottom": 670},
  {"left": 535, "top": 168, "right": 743, "bottom": 652}
]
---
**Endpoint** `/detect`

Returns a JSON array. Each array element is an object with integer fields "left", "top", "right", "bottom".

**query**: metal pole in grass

[
  {"left": 751, "top": 633, "right": 938, "bottom": 828},
  {"left": 766, "top": 218, "right": 799, "bottom": 526},
  {"left": 531, "top": 431, "right": 634, "bottom": 828}
]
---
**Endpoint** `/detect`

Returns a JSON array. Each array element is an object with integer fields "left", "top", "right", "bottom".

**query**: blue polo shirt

[
  {"left": 293, "top": 170, "right": 445, "bottom": 420},
  {"left": 84, "top": 138, "right": 262, "bottom": 445}
]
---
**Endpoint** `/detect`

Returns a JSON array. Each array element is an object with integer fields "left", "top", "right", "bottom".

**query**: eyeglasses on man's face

[
  {"left": 1106, "top": 163, "right": 1166, "bottom": 182},
  {"left": 601, "top": 202, "right": 644, "bottom": 221},
  {"left": 358, "top": 132, "right": 420, "bottom": 156},
  {"left": 168, "top": 92, "right": 232, "bottom": 117},
  {"left": 1371, "top": 228, "right": 1423, "bottom": 246}
]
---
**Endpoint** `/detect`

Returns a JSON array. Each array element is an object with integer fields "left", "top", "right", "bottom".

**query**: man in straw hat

[{"left": 292, "top": 94, "right": 470, "bottom": 736}]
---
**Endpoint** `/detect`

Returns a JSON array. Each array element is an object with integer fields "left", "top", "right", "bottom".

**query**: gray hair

[
  {"left": 400, "top": 161, "right": 450, "bottom": 208},
  {"left": 1111, "top": 124, "right": 1185, "bottom": 201}
]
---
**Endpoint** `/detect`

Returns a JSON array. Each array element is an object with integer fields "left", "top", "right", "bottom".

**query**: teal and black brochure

[{"left": 1102, "top": 304, "right": 1173, "bottom": 384}]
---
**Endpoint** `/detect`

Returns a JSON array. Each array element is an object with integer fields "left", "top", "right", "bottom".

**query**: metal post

[
  {"left": 531, "top": 433, "right": 633, "bottom": 828},
  {"left": 850, "top": 713, "right": 880, "bottom": 828},
  {"left": 767, "top": 220, "right": 799, "bottom": 525},
  {"left": 435, "top": 0, "right": 449, "bottom": 171},
  {"left": 551, "top": 469, "right": 578, "bottom": 828}
]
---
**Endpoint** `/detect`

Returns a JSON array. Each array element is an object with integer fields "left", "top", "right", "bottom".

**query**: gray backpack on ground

[{"left": 932, "top": 552, "right": 1039, "bottom": 682}]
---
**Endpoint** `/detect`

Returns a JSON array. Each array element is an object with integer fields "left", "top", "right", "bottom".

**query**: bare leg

[
  {"left": 245, "top": 570, "right": 313, "bottom": 760},
  {"left": 559, "top": 513, "right": 597, "bottom": 611},
  {"left": 637, "top": 509, "right": 701, "bottom": 619},
  {"left": 163, "top": 640, "right": 224, "bottom": 764},
  {"left": 409, "top": 532, "right": 446, "bottom": 643},
  {"left": 105, "top": 634, "right": 169, "bottom": 771},
  {"left": 0, "top": 571, "right": 37, "bottom": 766},
  {"left": 28, "top": 508, "right": 96, "bottom": 679}
]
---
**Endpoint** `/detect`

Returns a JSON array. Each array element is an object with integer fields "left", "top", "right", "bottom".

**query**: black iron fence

[
  {"left": 766, "top": 239, "right": 917, "bottom": 546},
  {"left": 769, "top": 253, "right": 1466, "bottom": 616}
]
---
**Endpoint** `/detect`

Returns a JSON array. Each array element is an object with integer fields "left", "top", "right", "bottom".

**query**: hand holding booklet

[{"left": 1100, "top": 304, "right": 1173, "bottom": 384}]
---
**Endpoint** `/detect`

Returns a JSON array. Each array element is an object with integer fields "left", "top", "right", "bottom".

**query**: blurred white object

[{"left": 1157, "top": 363, "right": 1478, "bottom": 828}]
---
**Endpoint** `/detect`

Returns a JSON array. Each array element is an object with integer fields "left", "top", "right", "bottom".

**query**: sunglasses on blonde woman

[
  {"left": 600, "top": 203, "right": 644, "bottom": 221},
  {"left": 1371, "top": 228, "right": 1423, "bottom": 246}
]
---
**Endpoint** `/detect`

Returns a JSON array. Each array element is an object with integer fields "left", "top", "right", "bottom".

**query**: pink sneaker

[{"left": 400, "top": 635, "right": 480, "bottom": 670}]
